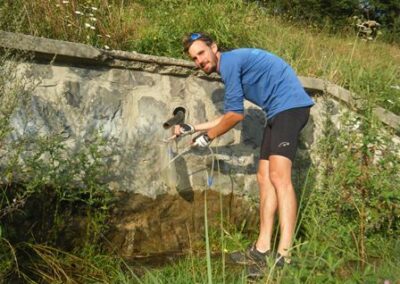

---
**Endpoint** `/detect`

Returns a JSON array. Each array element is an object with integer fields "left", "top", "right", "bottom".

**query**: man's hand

[
  {"left": 192, "top": 133, "right": 212, "bottom": 147},
  {"left": 175, "top": 123, "right": 195, "bottom": 137}
]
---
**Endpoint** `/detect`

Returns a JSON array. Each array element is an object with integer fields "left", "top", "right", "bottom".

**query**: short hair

[{"left": 182, "top": 32, "right": 215, "bottom": 53}]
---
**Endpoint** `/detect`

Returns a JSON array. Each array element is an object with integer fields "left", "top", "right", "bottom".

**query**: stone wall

[{"left": 1, "top": 31, "right": 399, "bottom": 257}]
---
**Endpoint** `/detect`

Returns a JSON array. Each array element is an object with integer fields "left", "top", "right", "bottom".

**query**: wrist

[{"left": 206, "top": 132, "right": 215, "bottom": 140}]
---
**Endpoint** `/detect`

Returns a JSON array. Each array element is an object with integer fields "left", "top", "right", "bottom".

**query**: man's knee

[
  {"left": 257, "top": 168, "right": 270, "bottom": 187},
  {"left": 268, "top": 155, "right": 292, "bottom": 189},
  {"left": 269, "top": 169, "right": 292, "bottom": 189}
]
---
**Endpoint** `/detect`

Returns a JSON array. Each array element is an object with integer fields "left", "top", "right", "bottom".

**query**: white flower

[
  {"left": 62, "top": 0, "right": 69, "bottom": 3},
  {"left": 91, "top": 7, "right": 98, "bottom": 11},
  {"left": 104, "top": 45, "right": 110, "bottom": 50},
  {"left": 105, "top": 34, "right": 111, "bottom": 38},
  {"left": 75, "top": 10, "right": 83, "bottom": 15},
  {"left": 353, "top": 120, "right": 361, "bottom": 130},
  {"left": 67, "top": 23, "right": 72, "bottom": 27},
  {"left": 84, "top": 23, "right": 91, "bottom": 28},
  {"left": 90, "top": 17, "right": 97, "bottom": 21},
  {"left": 90, "top": 25, "right": 96, "bottom": 30}
]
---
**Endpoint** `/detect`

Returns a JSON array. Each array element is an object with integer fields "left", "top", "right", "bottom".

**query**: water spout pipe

[{"left": 163, "top": 107, "right": 186, "bottom": 129}]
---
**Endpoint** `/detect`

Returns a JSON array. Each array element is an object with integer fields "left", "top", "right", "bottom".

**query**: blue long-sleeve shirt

[{"left": 219, "top": 48, "right": 314, "bottom": 119}]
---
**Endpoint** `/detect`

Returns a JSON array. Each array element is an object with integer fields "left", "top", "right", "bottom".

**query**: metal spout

[{"left": 163, "top": 107, "right": 186, "bottom": 129}]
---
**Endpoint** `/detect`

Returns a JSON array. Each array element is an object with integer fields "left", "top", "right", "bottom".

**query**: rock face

[
  {"left": 1, "top": 31, "right": 399, "bottom": 257},
  {"left": 10, "top": 61, "right": 262, "bottom": 198},
  {"left": 6, "top": 60, "right": 265, "bottom": 255}
]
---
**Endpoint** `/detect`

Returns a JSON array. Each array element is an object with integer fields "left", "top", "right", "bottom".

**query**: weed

[{"left": 0, "top": 52, "right": 122, "bottom": 283}]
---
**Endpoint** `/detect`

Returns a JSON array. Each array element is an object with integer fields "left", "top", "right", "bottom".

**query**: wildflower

[
  {"left": 90, "top": 17, "right": 97, "bottom": 22},
  {"left": 91, "top": 7, "right": 98, "bottom": 11},
  {"left": 353, "top": 120, "right": 361, "bottom": 130},
  {"left": 62, "top": 0, "right": 69, "bottom": 3},
  {"left": 67, "top": 23, "right": 72, "bottom": 27},
  {"left": 84, "top": 23, "right": 91, "bottom": 28},
  {"left": 104, "top": 45, "right": 110, "bottom": 50},
  {"left": 105, "top": 34, "right": 111, "bottom": 38},
  {"left": 75, "top": 10, "right": 83, "bottom": 15},
  {"left": 90, "top": 25, "right": 96, "bottom": 30}
]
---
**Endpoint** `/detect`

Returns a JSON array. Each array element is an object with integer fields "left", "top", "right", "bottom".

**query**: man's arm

[
  {"left": 193, "top": 115, "right": 224, "bottom": 132},
  {"left": 206, "top": 111, "right": 244, "bottom": 139},
  {"left": 174, "top": 116, "right": 223, "bottom": 137},
  {"left": 174, "top": 111, "right": 244, "bottom": 139}
]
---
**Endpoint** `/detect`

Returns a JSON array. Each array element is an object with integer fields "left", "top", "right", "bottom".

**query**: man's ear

[{"left": 211, "top": 42, "right": 218, "bottom": 53}]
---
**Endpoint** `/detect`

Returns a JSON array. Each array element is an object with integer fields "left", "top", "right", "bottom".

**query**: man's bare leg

[
  {"left": 269, "top": 155, "right": 296, "bottom": 257},
  {"left": 255, "top": 159, "right": 277, "bottom": 252}
]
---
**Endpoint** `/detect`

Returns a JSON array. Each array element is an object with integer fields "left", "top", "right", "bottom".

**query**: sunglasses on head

[{"left": 189, "top": 33, "right": 202, "bottom": 42}]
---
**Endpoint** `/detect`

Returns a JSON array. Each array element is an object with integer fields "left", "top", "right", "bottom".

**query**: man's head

[{"left": 182, "top": 32, "right": 220, "bottom": 74}]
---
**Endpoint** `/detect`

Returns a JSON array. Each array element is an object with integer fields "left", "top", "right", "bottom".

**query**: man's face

[{"left": 188, "top": 40, "right": 219, "bottom": 74}]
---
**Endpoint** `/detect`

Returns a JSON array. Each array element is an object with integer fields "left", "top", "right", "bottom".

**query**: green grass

[
  {"left": 1, "top": 0, "right": 399, "bottom": 114},
  {"left": 136, "top": 102, "right": 400, "bottom": 283}
]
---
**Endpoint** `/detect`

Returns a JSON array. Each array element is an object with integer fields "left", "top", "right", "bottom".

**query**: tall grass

[
  {"left": 1, "top": 0, "right": 399, "bottom": 114},
  {"left": 0, "top": 53, "right": 132, "bottom": 283},
  {"left": 137, "top": 109, "right": 400, "bottom": 282}
]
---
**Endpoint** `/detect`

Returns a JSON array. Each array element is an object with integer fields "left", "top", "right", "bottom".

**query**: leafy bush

[
  {"left": 0, "top": 54, "right": 118, "bottom": 282},
  {"left": 258, "top": 0, "right": 400, "bottom": 42}
]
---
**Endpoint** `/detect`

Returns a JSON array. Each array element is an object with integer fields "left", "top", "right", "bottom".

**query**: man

[{"left": 175, "top": 32, "right": 314, "bottom": 271}]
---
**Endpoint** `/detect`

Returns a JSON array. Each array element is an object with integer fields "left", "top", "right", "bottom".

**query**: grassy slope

[{"left": 1, "top": 0, "right": 399, "bottom": 114}]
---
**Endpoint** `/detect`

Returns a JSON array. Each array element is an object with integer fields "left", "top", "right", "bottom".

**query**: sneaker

[
  {"left": 275, "top": 253, "right": 291, "bottom": 268},
  {"left": 230, "top": 243, "right": 270, "bottom": 266},
  {"left": 247, "top": 263, "right": 266, "bottom": 279}
]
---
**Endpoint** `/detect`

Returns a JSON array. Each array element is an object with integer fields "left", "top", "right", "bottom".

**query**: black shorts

[{"left": 260, "top": 107, "right": 310, "bottom": 161}]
